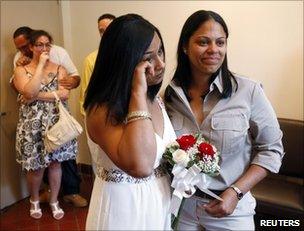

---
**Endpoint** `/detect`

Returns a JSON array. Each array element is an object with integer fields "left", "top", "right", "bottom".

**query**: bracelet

[
  {"left": 125, "top": 110, "right": 152, "bottom": 124},
  {"left": 126, "top": 111, "right": 151, "bottom": 120},
  {"left": 126, "top": 116, "right": 152, "bottom": 124}
]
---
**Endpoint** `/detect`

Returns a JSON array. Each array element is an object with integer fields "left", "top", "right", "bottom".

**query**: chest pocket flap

[{"left": 212, "top": 113, "right": 249, "bottom": 132}]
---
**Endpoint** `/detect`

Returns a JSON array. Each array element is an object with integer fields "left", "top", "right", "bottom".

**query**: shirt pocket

[{"left": 211, "top": 113, "right": 249, "bottom": 156}]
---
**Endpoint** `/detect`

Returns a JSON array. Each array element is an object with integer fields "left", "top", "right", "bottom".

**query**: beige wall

[{"left": 61, "top": 1, "right": 303, "bottom": 164}]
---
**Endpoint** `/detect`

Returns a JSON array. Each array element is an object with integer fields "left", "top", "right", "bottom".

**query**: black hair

[
  {"left": 172, "top": 10, "right": 236, "bottom": 100},
  {"left": 98, "top": 13, "right": 116, "bottom": 22},
  {"left": 13, "top": 26, "right": 33, "bottom": 39},
  {"left": 29, "top": 30, "right": 53, "bottom": 45},
  {"left": 84, "top": 14, "right": 165, "bottom": 124}
]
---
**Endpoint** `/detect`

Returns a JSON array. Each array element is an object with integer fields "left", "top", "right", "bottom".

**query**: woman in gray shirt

[{"left": 165, "top": 10, "right": 284, "bottom": 230}]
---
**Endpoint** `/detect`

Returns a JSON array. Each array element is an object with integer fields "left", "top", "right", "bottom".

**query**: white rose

[
  {"left": 172, "top": 149, "right": 190, "bottom": 167},
  {"left": 168, "top": 140, "right": 179, "bottom": 148}
]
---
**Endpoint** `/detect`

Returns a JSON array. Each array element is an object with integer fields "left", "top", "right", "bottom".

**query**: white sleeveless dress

[{"left": 85, "top": 98, "right": 176, "bottom": 230}]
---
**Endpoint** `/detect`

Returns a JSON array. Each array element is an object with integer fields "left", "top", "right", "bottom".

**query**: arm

[
  {"left": 18, "top": 65, "right": 69, "bottom": 103},
  {"left": 53, "top": 45, "right": 80, "bottom": 89},
  {"left": 13, "top": 52, "right": 49, "bottom": 100},
  {"left": 55, "top": 65, "right": 70, "bottom": 100},
  {"left": 10, "top": 52, "right": 31, "bottom": 94},
  {"left": 204, "top": 83, "right": 284, "bottom": 218},
  {"left": 204, "top": 165, "right": 268, "bottom": 218},
  {"left": 87, "top": 61, "right": 157, "bottom": 178},
  {"left": 32, "top": 89, "right": 69, "bottom": 102},
  {"left": 59, "top": 75, "right": 80, "bottom": 90}
]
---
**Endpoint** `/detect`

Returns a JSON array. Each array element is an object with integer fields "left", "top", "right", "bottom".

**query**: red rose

[
  {"left": 176, "top": 135, "right": 196, "bottom": 150},
  {"left": 198, "top": 142, "right": 215, "bottom": 158}
]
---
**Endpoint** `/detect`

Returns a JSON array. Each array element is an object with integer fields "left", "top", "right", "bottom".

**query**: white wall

[{"left": 61, "top": 1, "right": 302, "bottom": 164}]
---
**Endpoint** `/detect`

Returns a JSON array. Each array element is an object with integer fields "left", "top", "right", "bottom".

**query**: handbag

[{"left": 44, "top": 91, "right": 83, "bottom": 153}]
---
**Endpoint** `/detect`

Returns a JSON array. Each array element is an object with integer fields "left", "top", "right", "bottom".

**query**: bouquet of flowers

[{"left": 163, "top": 133, "right": 222, "bottom": 229}]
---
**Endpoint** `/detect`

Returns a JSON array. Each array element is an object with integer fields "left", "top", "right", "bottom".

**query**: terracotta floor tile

[
  {"left": 1, "top": 172, "right": 93, "bottom": 231},
  {"left": 0, "top": 218, "right": 18, "bottom": 231},
  {"left": 76, "top": 217, "right": 86, "bottom": 231},
  {"left": 75, "top": 209, "right": 88, "bottom": 231},
  {"left": 58, "top": 220, "right": 79, "bottom": 230},
  {"left": 17, "top": 224, "right": 39, "bottom": 230},
  {"left": 39, "top": 222, "right": 60, "bottom": 230},
  {"left": 15, "top": 216, "right": 41, "bottom": 229},
  {"left": 75, "top": 208, "right": 88, "bottom": 221},
  {"left": 60, "top": 210, "right": 76, "bottom": 221}
]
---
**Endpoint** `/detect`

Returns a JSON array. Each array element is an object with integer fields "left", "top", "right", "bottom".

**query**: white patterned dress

[
  {"left": 85, "top": 97, "right": 176, "bottom": 230},
  {"left": 15, "top": 67, "right": 77, "bottom": 171}
]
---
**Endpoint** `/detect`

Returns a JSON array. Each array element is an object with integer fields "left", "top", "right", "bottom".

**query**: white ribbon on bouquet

[{"left": 170, "top": 164, "right": 223, "bottom": 216}]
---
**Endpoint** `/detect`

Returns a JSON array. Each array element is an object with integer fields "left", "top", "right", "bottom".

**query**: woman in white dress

[{"left": 84, "top": 14, "right": 175, "bottom": 230}]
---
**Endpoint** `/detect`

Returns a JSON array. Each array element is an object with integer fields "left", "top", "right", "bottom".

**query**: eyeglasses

[{"left": 34, "top": 43, "right": 52, "bottom": 50}]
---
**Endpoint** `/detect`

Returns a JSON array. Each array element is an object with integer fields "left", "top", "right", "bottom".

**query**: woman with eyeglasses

[{"left": 13, "top": 30, "right": 77, "bottom": 220}]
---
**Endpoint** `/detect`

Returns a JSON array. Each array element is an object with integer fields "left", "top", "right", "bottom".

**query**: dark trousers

[{"left": 43, "top": 159, "right": 81, "bottom": 195}]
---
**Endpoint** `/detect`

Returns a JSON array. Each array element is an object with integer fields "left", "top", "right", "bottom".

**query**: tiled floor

[{"left": 0, "top": 173, "right": 94, "bottom": 231}]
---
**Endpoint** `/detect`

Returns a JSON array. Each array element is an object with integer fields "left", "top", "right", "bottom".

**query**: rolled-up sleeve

[{"left": 250, "top": 83, "right": 284, "bottom": 173}]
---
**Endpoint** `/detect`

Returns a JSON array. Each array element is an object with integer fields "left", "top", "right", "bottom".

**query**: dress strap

[
  {"left": 56, "top": 65, "right": 61, "bottom": 75},
  {"left": 22, "top": 66, "right": 33, "bottom": 77},
  {"left": 156, "top": 96, "right": 165, "bottom": 110}
]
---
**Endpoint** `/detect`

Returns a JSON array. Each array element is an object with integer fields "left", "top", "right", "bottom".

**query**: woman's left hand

[{"left": 202, "top": 188, "right": 239, "bottom": 218}]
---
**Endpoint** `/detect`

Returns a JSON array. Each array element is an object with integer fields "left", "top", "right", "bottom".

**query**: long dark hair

[
  {"left": 84, "top": 14, "right": 165, "bottom": 124},
  {"left": 172, "top": 10, "right": 236, "bottom": 99}
]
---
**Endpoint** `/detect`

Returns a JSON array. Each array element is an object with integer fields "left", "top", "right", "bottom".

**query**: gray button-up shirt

[{"left": 165, "top": 73, "right": 284, "bottom": 190}]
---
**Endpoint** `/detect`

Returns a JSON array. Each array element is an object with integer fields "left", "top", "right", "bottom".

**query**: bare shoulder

[
  {"left": 13, "top": 66, "right": 30, "bottom": 93},
  {"left": 86, "top": 105, "right": 123, "bottom": 153},
  {"left": 14, "top": 66, "right": 26, "bottom": 75},
  {"left": 86, "top": 105, "right": 107, "bottom": 136},
  {"left": 86, "top": 105, "right": 112, "bottom": 143},
  {"left": 14, "top": 66, "right": 28, "bottom": 82}
]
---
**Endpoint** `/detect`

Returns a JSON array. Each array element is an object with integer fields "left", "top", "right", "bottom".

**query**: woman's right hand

[
  {"left": 132, "top": 61, "right": 153, "bottom": 95},
  {"left": 39, "top": 52, "right": 49, "bottom": 66}
]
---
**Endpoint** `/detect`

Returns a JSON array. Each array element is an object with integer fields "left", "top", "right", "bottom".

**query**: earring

[{"left": 183, "top": 49, "right": 187, "bottom": 54}]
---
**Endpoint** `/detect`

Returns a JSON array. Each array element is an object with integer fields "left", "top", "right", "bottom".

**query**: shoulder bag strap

[{"left": 45, "top": 91, "right": 60, "bottom": 133}]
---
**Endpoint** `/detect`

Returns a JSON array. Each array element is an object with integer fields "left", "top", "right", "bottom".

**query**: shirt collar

[
  {"left": 210, "top": 70, "right": 224, "bottom": 94},
  {"left": 170, "top": 69, "right": 236, "bottom": 97},
  {"left": 210, "top": 70, "right": 237, "bottom": 95}
]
